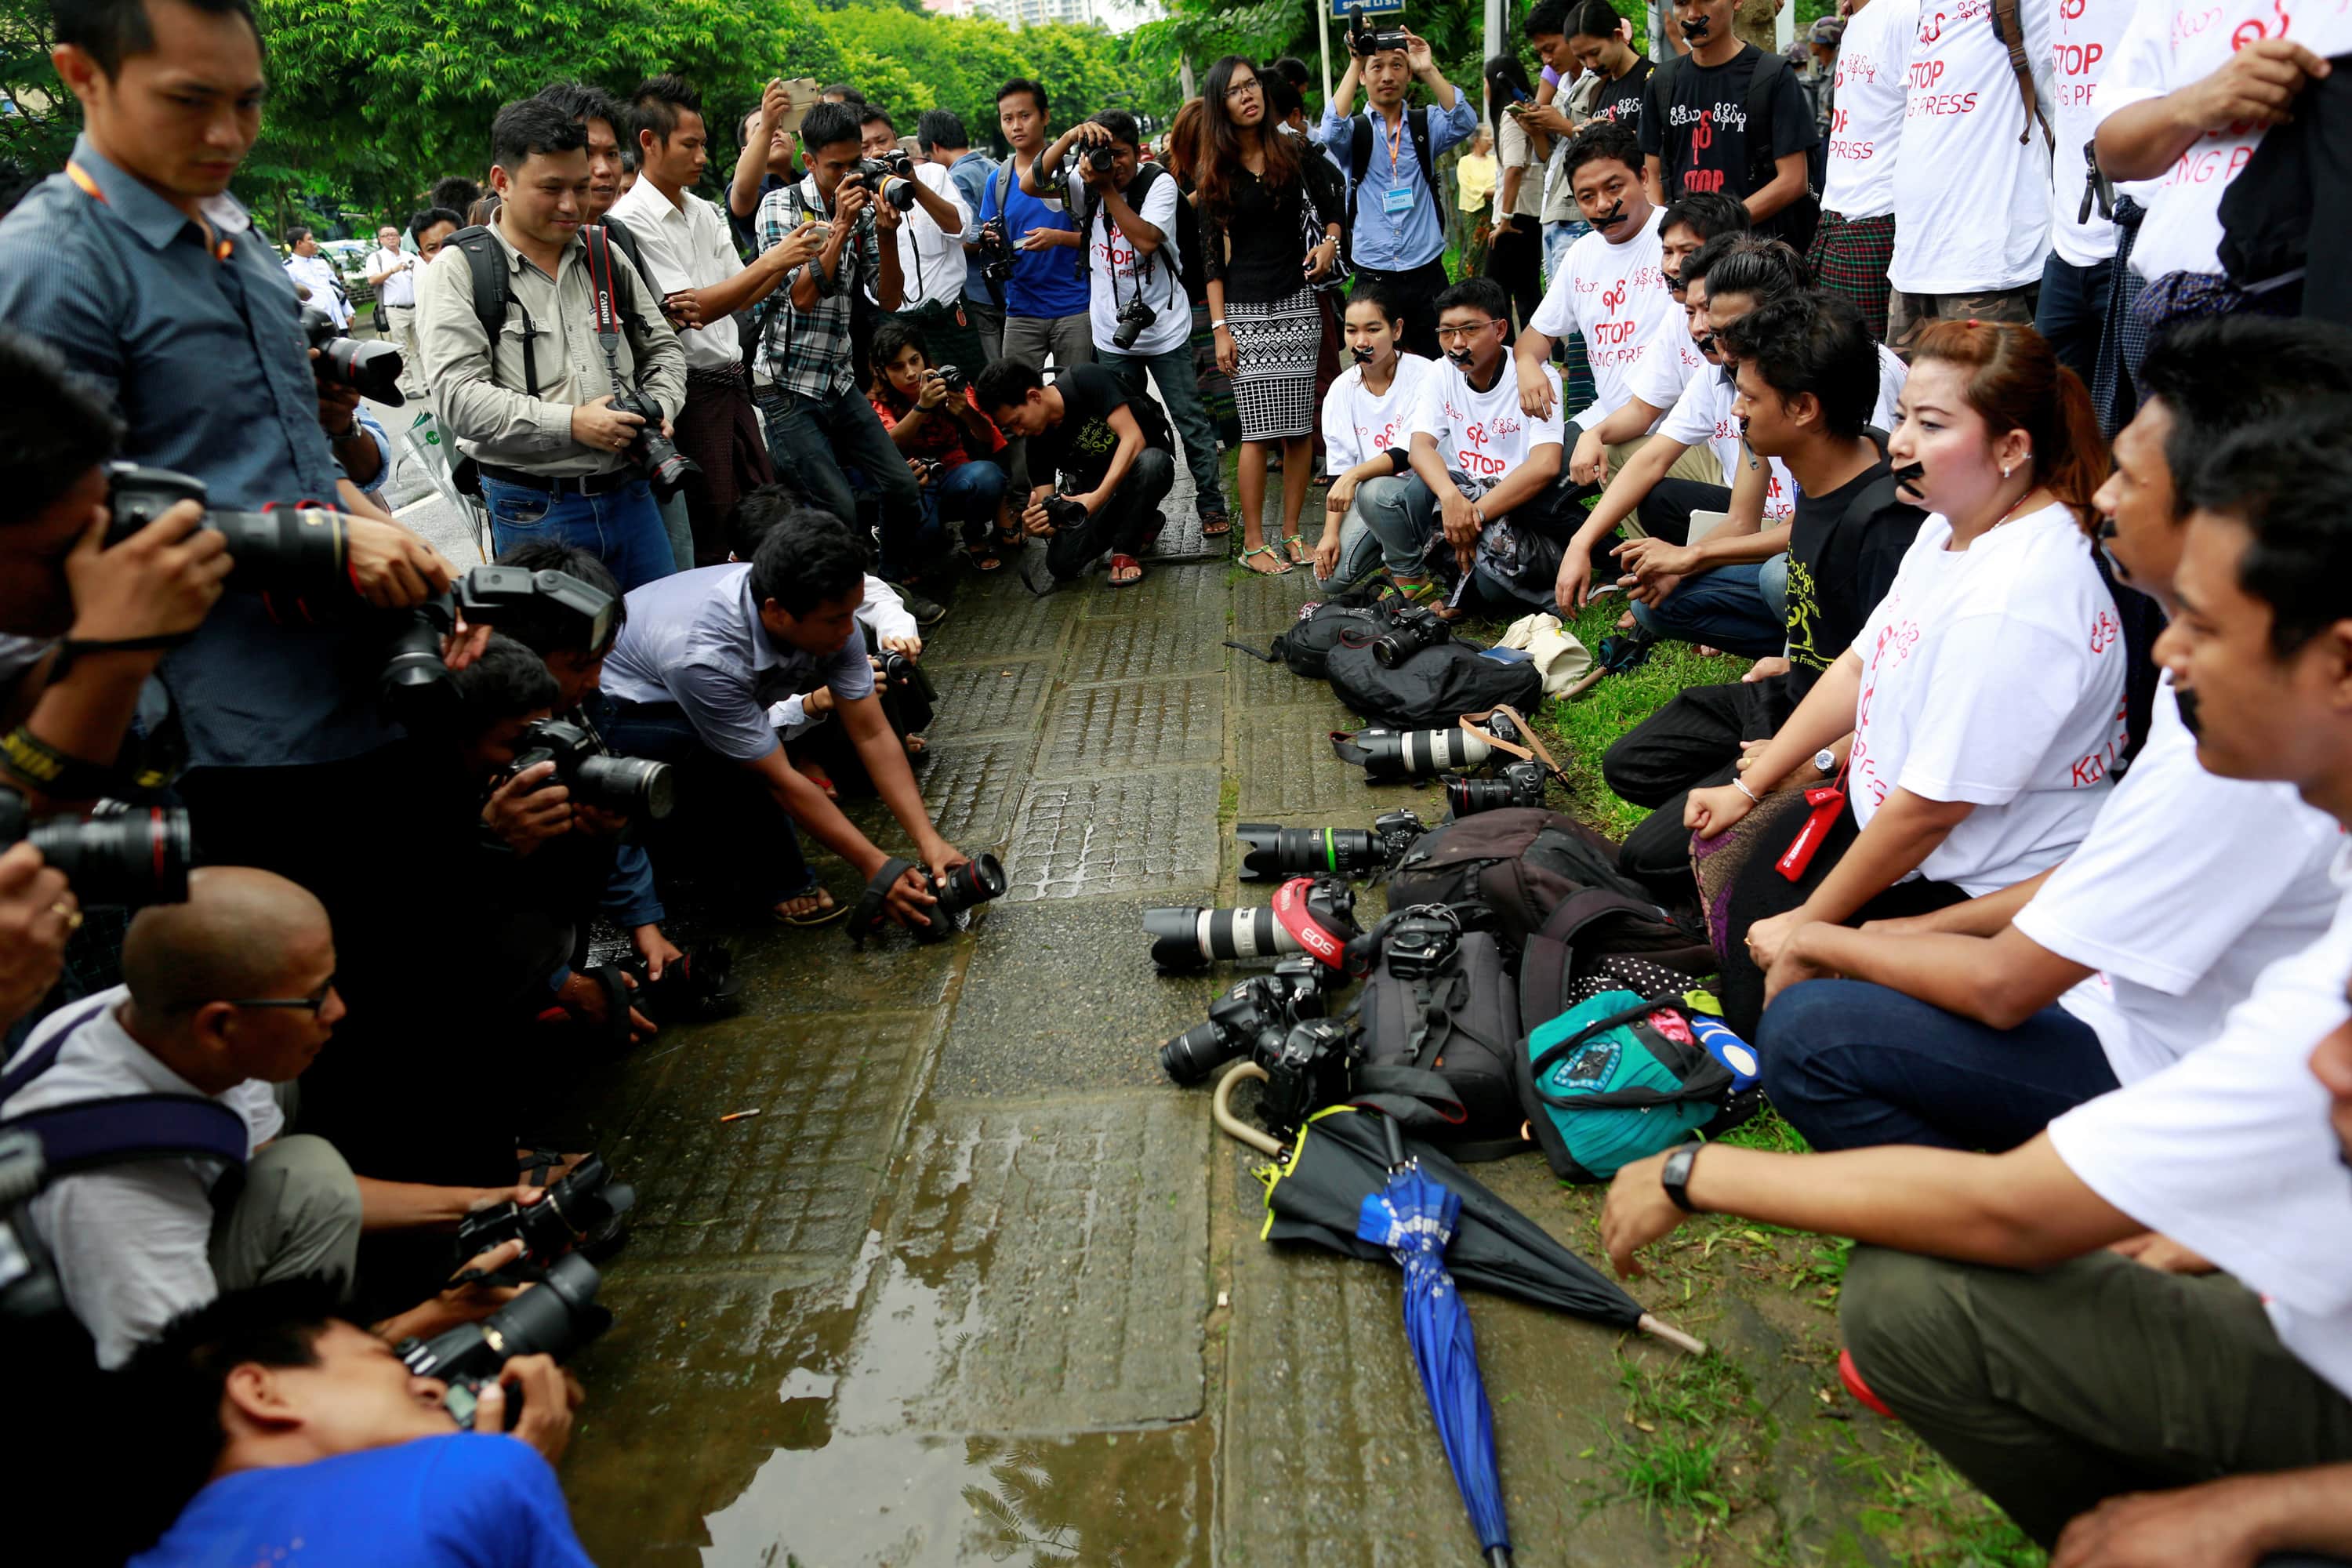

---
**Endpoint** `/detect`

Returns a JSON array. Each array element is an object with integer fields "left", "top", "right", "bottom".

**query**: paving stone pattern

[{"left": 557, "top": 539, "right": 1889, "bottom": 1567}]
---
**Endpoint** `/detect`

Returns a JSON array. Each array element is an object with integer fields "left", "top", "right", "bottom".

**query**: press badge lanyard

[
  {"left": 582, "top": 225, "right": 629, "bottom": 397},
  {"left": 67, "top": 160, "right": 234, "bottom": 260},
  {"left": 1375, "top": 110, "right": 1414, "bottom": 224}
]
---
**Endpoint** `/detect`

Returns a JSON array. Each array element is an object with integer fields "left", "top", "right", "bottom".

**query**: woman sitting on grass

[{"left": 1686, "top": 321, "right": 2126, "bottom": 1033}]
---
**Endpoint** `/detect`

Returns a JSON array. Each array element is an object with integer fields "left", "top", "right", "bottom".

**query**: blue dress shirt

[{"left": 1314, "top": 93, "right": 1479, "bottom": 271}]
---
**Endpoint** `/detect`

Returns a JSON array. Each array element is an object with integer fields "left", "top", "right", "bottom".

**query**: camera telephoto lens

[
  {"left": 0, "top": 794, "right": 194, "bottom": 908},
  {"left": 379, "top": 597, "right": 459, "bottom": 729},
  {"left": 1443, "top": 760, "right": 1546, "bottom": 818},
  {"left": 303, "top": 305, "right": 405, "bottom": 406},
  {"left": 1336, "top": 727, "right": 1494, "bottom": 782},
  {"left": 398, "top": 1252, "right": 612, "bottom": 1428},
  {"left": 1236, "top": 822, "right": 1385, "bottom": 882},
  {"left": 570, "top": 754, "right": 677, "bottom": 820},
  {"left": 1160, "top": 1017, "right": 1248, "bottom": 1085},
  {"left": 934, "top": 851, "right": 1007, "bottom": 917},
  {"left": 1143, "top": 878, "right": 1359, "bottom": 971}
]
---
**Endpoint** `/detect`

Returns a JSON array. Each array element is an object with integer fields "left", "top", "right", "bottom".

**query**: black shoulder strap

[
  {"left": 1409, "top": 105, "right": 1436, "bottom": 197},
  {"left": 1743, "top": 48, "right": 1787, "bottom": 187},
  {"left": 1992, "top": 0, "right": 2056, "bottom": 150},
  {"left": 600, "top": 212, "right": 649, "bottom": 280},
  {"left": 2, "top": 1094, "right": 250, "bottom": 1178},
  {"left": 449, "top": 224, "right": 510, "bottom": 347},
  {"left": 1348, "top": 115, "right": 1374, "bottom": 233}
]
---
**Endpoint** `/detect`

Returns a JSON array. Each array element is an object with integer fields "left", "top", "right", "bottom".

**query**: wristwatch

[
  {"left": 1814, "top": 747, "right": 1838, "bottom": 779},
  {"left": 1661, "top": 1142, "right": 1704, "bottom": 1214}
]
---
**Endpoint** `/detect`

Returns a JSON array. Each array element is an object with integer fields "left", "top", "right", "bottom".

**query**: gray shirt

[
  {"left": 0, "top": 136, "right": 396, "bottom": 769},
  {"left": 415, "top": 220, "right": 686, "bottom": 477},
  {"left": 601, "top": 564, "right": 875, "bottom": 762}
]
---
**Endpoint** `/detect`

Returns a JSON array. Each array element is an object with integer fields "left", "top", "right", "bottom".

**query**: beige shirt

[
  {"left": 607, "top": 178, "right": 744, "bottom": 372},
  {"left": 415, "top": 219, "right": 687, "bottom": 476},
  {"left": 1496, "top": 115, "right": 1546, "bottom": 223}
]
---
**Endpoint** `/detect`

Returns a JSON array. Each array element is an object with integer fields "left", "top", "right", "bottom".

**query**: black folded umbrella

[{"left": 1217, "top": 1069, "right": 1705, "bottom": 1354}]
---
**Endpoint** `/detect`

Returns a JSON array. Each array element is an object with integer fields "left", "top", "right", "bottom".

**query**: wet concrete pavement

[{"left": 384, "top": 406, "right": 1908, "bottom": 1564}]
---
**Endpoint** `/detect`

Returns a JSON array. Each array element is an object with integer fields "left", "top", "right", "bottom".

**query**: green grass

[
  {"left": 1523, "top": 597, "right": 1735, "bottom": 837},
  {"left": 1842, "top": 1438, "right": 2045, "bottom": 1568}
]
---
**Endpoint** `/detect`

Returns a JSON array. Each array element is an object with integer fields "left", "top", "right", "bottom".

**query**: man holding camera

[
  {"left": 0, "top": 866, "right": 553, "bottom": 1369},
  {"left": 1316, "top": 26, "right": 1479, "bottom": 358},
  {"left": 980, "top": 77, "right": 1094, "bottom": 373},
  {"left": 365, "top": 224, "right": 422, "bottom": 394},
  {"left": 748, "top": 102, "right": 934, "bottom": 589},
  {"left": 921, "top": 110, "right": 1004, "bottom": 366},
  {"left": 125, "top": 1280, "right": 590, "bottom": 1568},
  {"left": 858, "top": 104, "right": 978, "bottom": 377},
  {"left": 975, "top": 358, "right": 1176, "bottom": 588},
  {"left": 1025, "top": 109, "right": 1230, "bottom": 546},
  {"left": 418, "top": 98, "right": 688, "bottom": 593}
]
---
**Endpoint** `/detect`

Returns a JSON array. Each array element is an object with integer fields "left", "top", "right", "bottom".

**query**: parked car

[{"left": 318, "top": 238, "right": 374, "bottom": 310}]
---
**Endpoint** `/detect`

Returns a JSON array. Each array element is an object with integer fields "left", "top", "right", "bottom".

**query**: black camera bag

[
  {"left": 1352, "top": 928, "right": 1527, "bottom": 1161},
  {"left": 1227, "top": 587, "right": 1401, "bottom": 681},
  {"left": 1324, "top": 637, "right": 1544, "bottom": 730},
  {"left": 1387, "top": 808, "right": 1714, "bottom": 973}
]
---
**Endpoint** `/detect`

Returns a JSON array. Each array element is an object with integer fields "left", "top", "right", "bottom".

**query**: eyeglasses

[
  {"left": 1434, "top": 321, "right": 1505, "bottom": 343},
  {"left": 1225, "top": 79, "right": 1261, "bottom": 99},
  {"left": 224, "top": 976, "right": 337, "bottom": 1014}
]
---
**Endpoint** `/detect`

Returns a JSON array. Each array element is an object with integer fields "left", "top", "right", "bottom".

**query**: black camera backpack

[
  {"left": 1226, "top": 588, "right": 1401, "bottom": 681},
  {"left": 1352, "top": 925, "right": 1528, "bottom": 1161},
  {"left": 1323, "top": 637, "right": 1545, "bottom": 731}
]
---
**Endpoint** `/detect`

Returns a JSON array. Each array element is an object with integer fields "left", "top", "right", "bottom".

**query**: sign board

[{"left": 1330, "top": 0, "right": 1406, "bottom": 19}]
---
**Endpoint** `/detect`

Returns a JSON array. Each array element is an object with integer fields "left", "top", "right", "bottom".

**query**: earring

[{"left": 2002, "top": 464, "right": 2013, "bottom": 478}]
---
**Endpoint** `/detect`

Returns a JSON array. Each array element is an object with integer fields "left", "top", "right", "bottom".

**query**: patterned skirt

[
  {"left": 1226, "top": 289, "right": 1321, "bottom": 443},
  {"left": 1809, "top": 210, "right": 1898, "bottom": 343}
]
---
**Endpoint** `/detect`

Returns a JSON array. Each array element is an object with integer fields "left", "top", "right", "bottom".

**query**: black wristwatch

[{"left": 1661, "top": 1142, "right": 1704, "bottom": 1214}]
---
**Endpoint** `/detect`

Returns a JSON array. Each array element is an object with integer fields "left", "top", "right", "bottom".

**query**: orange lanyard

[
  {"left": 1383, "top": 111, "right": 1406, "bottom": 175},
  {"left": 66, "top": 158, "right": 231, "bottom": 260}
]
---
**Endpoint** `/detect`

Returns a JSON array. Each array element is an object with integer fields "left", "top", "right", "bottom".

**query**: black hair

[
  {"left": 1566, "top": 0, "right": 1627, "bottom": 39},
  {"left": 1270, "top": 56, "right": 1312, "bottom": 89},
  {"left": 618, "top": 144, "right": 640, "bottom": 175},
  {"left": 1684, "top": 231, "right": 1806, "bottom": 300},
  {"left": 407, "top": 205, "right": 463, "bottom": 241},
  {"left": 748, "top": 505, "right": 869, "bottom": 619},
  {"left": 1262, "top": 72, "right": 1304, "bottom": 122},
  {"left": 430, "top": 175, "right": 481, "bottom": 213},
  {"left": 120, "top": 1276, "right": 352, "bottom": 1543},
  {"left": 450, "top": 632, "right": 559, "bottom": 735},
  {"left": 53, "top": 0, "right": 256, "bottom": 78},
  {"left": 1717, "top": 289, "right": 1878, "bottom": 441},
  {"left": 1345, "top": 279, "right": 1406, "bottom": 326},
  {"left": 820, "top": 82, "right": 866, "bottom": 105},
  {"left": 489, "top": 541, "right": 626, "bottom": 655},
  {"left": 974, "top": 358, "right": 1046, "bottom": 415},
  {"left": 2180, "top": 398, "right": 2352, "bottom": 655},
  {"left": 1659, "top": 191, "right": 1751, "bottom": 245},
  {"left": 629, "top": 74, "right": 704, "bottom": 146},
  {"left": 800, "top": 101, "right": 862, "bottom": 156},
  {"left": 1561, "top": 118, "right": 1643, "bottom": 183},
  {"left": 492, "top": 97, "right": 587, "bottom": 172},
  {"left": 1524, "top": 0, "right": 1573, "bottom": 39},
  {"left": 917, "top": 108, "right": 971, "bottom": 154},
  {"left": 2140, "top": 317, "right": 2352, "bottom": 519},
  {"left": 858, "top": 103, "right": 896, "bottom": 136},
  {"left": 0, "top": 328, "right": 123, "bottom": 528},
  {"left": 1434, "top": 274, "right": 1511, "bottom": 323},
  {"left": 1484, "top": 54, "right": 1537, "bottom": 111},
  {"left": 282, "top": 225, "right": 312, "bottom": 249},
  {"left": 726, "top": 478, "right": 809, "bottom": 559},
  {"left": 1094, "top": 108, "right": 1141, "bottom": 147},
  {"left": 997, "top": 76, "right": 1050, "bottom": 117},
  {"left": 870, "top": 315, "right": 932, "bottom": 387},
  {"left": 537, "top": 79, "right": 626, "bottom": 140}
]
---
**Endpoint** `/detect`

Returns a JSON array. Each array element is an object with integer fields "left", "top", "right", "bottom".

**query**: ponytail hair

[{"left": 1908, "top": 320, "right": 2109, "bottom": 532}]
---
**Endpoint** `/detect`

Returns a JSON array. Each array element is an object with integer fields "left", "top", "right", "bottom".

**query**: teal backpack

[{"left": 1515, "top": 989, "right": 1759, "bottom": 1181}]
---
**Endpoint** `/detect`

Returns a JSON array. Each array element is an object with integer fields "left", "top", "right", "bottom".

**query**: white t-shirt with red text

[
  {"left": 1628, "top": 323, "right": 1705, "bottom": 419},
  {"left": 1529, "top": 208, "right": 1679, "bottom": 432},
  {"left": 1658, "top": 366, "right": 1798, "bottom": 520},
  {"left": 1824, "top": 0, "right": 1918, "bottom": 220},
  {"left": 1845, "top": 501, "right": 2127, "bottom": 895},
  {"left": 1323, "top": 353, "right": 1436, "bottom": 475},
  {"left": 1889, "top": 0, "right": 2059, "bottom": 293},
  {"left": 2048, "top": 0, "right": 2143, "bottom": 265},
  {"left": 1412, "top": 356, "right": 1566, "bottom": 495},
  {"left": 2096, "top": 0, "right": 2352, "bottom": 281}
]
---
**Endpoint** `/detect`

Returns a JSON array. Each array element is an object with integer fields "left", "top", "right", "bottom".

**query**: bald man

[{"left": 0, "top": 867, "right": 543, "bottom": 1367}]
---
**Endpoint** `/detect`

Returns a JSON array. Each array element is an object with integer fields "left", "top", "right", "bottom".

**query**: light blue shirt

[{"left": 1314, "top": 93, "right": 1479, "bottom": 271}]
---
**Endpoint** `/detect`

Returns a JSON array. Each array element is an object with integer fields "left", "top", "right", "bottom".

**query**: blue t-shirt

[
  {"left": 132, "top": 1435, "right": 597, "bottom": 1568},
  {"left": 975, "top": 151, "right": 1089, "bottom": 320}
]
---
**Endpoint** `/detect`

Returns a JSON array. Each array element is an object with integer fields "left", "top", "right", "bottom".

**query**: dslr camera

[
  {"left": 1085, "top": 144, "right": 1117, "bottom": 175},
  {"left": 1112, "top": 292, "right": 1158, "bottom": 352},
  {"left": 845, "top": 158, "right": 920, "bottom": 212},
  {"left": 0, "top": 790, "right": 193, "bottom": 908},
  {"left": 452, "top": 1153, "right": 635, "bottom": 1269},
  {"left": 1255, "top": 1016, "right": 1360, "bottom": 1137},
  {"left": 506, "top": 716, "right": 676, "bottom": 822},
  {"left": 935, "top": 363, "right": 969, "bottom": 395},
  {"left": 106, "top": 462, "right": 365, "bottom": 624},
  {"left": 1159, "top": 955, "right": 1324, "bottom": 1085},
  {"left": 1348, "top": 4, "right": 1411, "bottom": 56},
  {"left": 397, "top": 1252, "right": 611, "bottom": 1429},
  {"left": 1443, "top": 758, "right": 1547, "bottom": 818},
  {"left": 1370, "top": 604, "right": 1450, "bottom": 668},
  {"left": 379, "top": 564, "right": 622, "bottom": 730},
  {"left": 607, "top": 383, "right": 699, "bottom": 503},
  {"left": 302, "top": 303, "right": 405, "bottom": 406},
  {"left": 1236, "top": 808, "right": 1425, "bottom": 882},
  {"left": 975, "top": 218, "right": 1017, "bottom": 284}
]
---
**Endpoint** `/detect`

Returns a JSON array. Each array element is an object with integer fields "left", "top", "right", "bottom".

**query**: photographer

[
  {"left": 124, "top": 1280, "right": 591, "bottom": 1568},
  {"left": 281, "top": 228, "right": 350, "bottom": 332},
  {"left": 600, "top": 506, "right": 970, "bottom": 927},
  {"left": 0, "top": 867, "right": 553, "bottom": 1369},
  {"left": 856, "top": 105, "right": 975, "bottom": 379},
  {"left": 419, "top": 98, "right": 686, "bottom": 592},
  {"left": 976, "top": 358, "right": 1176, "bottom": 588},
  {"left": 1025, "top": 109, "right": 1232, "bottom": 552},
  {"left": 869, "top": 320, "right": 1016, "bottom": 573},
  {"left": 365, "top": 224, "right": 422, "bottom": 397},
  {"left": 728, "top": 78, "right": 802, "bottom": 255},
  {"left": 920, "top": 110, "right": 1001, "bottom": 366},
  {"left": 978, "top": 78, "right": 1093, "bottom": 372},
  {"left": 746, "top": 102, "right": 935, "bottom": 590}
]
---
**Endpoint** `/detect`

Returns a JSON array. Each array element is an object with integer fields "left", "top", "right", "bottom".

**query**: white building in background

[
  {"left": 922, "top": 0, "right": 982, "bottom": 14},
  {"left": 967, "top": 0, "right": 1161, "bottom": 31}
]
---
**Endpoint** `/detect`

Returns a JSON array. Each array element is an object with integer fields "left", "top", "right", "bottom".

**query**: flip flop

[
  {"left": 1109, "top": 553, "right": 1146, "bottom": 586},
  {"left": 1200, "top": 510, "right": 1232, "bottom": 537},
  {"left": 1241, "top": 543, "right": 1292, "bottom": 575},
  {"left": 1281, "top": 533, "right": 1310, "bottom": 566},
  {"left": 773, "top": 887, "right": 848, "bottom": 927},
  {"left": 965, "top": 544, "right": 1004, "bottom": 572}
]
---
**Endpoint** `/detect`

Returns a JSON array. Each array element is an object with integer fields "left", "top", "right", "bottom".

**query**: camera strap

[
  {"left": 1461, "top": 705, "right": 1568, "bottom": 789},
  {"left": 582, "top": 225, "right": 629, "bottom": 397}
]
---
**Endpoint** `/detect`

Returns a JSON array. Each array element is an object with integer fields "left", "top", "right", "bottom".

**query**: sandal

[
  {"left": 1281, "top": 532, "right": 1310, "bottom": 566},
  {"left": 995, "top": 521, "right": 1025, "bottom": 552},
  {"left": 964, "top": 543, "right": 1004, "bottom": 572},
  {"left": 904, "top": 731, "right": 929, "bottom": 756},
  {"left": 1200, "top": 510, "right": 1232, "bottom": 538},
  {"left": 1109, "top": 553, "right": 1146, "bottom": 586},
  {"left": 1241, "top": 543, "right": 1292, "bottom": 575},
  {"left": 773, "top": 886, "right": 848, "bottom": 927},
  {"left": 516, "top": 1148, "right": 587, "bottom": 1189}
]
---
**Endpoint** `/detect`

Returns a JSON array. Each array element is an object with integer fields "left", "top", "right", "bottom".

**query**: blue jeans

[
  {"left": 481, "top": 474, "right": 676, "bottom": 591},
  {"left": 754, "top": 383, "right": 925, "bottom": 578},
  {"left": 1541, "top": 218, "right": 1588, "bottom": 284},
  {"left": 1629, "top": 556, "right": 1788, "bottom": 659},
  {"left": 598, "top": 696, "right": 815, "bottom": 908},
  {"left": 1356, "top": 474, "right": 1441, "bottom": 575},
  {"left": 1312, "top": 500, "right": 1385, "bottom": 590},
  {"left": 1102, "top": 343, "right": 1229, "bottom": 519},
  {"left": 1757, "top": 979, "right": 2121, "bottom": 1153},
  {"left": 2035, "top": 252, "right": 2114, "bottom": 386},
  {"left": 925, "top": 458, "right": 1007, "bottom": 551}
]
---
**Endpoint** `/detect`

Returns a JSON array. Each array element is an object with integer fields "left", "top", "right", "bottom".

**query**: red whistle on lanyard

[{"left": 1776, "top": 782, "right": 1847, "bottom": 882}]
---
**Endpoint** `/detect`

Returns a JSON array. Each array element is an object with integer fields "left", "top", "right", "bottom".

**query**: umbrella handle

[
  {"left": 1211, "top": 1062, "right": 1283, "bottom": 1156},
  {"left": 1637, "top": 1313, "right": 1709, "bottom": 1357}
]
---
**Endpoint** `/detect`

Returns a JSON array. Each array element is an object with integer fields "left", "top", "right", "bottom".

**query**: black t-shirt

[
  {"left": 1028, "top": 363, "right": 1171, "bottom": 492},
  {"left": 1590, "top": 58, "right": 1654, "bottom": 139},
  {"left": 1782, "top": 451, "right": 1926, "bottom": 703},
  {"left": 1637, "top": 45, "right": 1817, "bottom": 240}
]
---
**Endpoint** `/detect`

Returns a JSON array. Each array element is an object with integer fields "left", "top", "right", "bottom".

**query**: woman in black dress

[{"left": 1197, "top": 55, "right": 1348, "bottom": 574}]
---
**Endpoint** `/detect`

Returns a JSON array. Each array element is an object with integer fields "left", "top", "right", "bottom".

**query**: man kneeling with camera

[
  {"left": 975, "top": 358, "right": 1175, "bottom": 587},
  {"left": 0, "top": 867, "right": 552, "bottom": 1370},
  {"left": 123, "top": 1279, "right": 592, "bottom": 1568}
]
